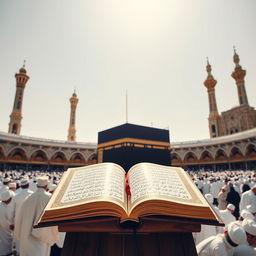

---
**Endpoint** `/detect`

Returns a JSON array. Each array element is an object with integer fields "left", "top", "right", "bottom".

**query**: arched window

[
  {"left": 70, "top": 153, "right": 85, "bottom": 163},
  {"left": 17, "top": 101, "right": 21, "bottom": 110},
  {"left": 30, "top": 150, "right": 48, "bottom": 162},
  {"left": 87, "top": 153, "right": 97, "bottom": 164},
  {"left": 8, "top": 148, "right": 27, "bottom": 161},
  {"left": 184, "top": 152, "right": 198, "bottom": 163},
  {"left": 230, "top": 147, "right": 243, "bottom": 159},
  {"left": 12, "top": 124, "right": 18, "bottom": 134},
  {"left": 230, "top": 128, "right": 239, "bottom": 134},
  {"left": 200, "top": 151, "right": 213, "bottom": 161},
  {"left": 51, "top": 152, "right": 67, "bottom": 163},
  {"left": 245, "top": 144, "right": 256, "bottom": 157},
  {"left": 171, "top": 153, "right": 181, "bottom": 164},
  {"left": 215, "top": 149, "right": 227, "bottom": 161},
  {"left": 0, "top": 147, "right": 4, "bottom": 160}
]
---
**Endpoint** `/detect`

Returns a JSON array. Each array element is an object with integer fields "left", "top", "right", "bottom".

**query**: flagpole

[{"left": 126, "top": 90, "right": 128, "bottom": 123}]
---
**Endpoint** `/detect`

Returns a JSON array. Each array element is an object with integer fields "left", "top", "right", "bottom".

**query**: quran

[{"left": 37, "top": 162, "right": 222, "bottom": 226}]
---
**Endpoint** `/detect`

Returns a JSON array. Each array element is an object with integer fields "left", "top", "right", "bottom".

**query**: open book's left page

[{"left": 45, "top": 163, "right": 127, "bottom": 212}]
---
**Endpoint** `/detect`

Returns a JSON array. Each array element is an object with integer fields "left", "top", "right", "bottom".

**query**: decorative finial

[
  {"left": 233, "top": 45, "right": 236, "bottom": 55},
  {"left": 19, "top": 60, "right": 27, "bottom": 73},
  {"left": 233, "top": 46, "right": 241, "bottom": 67},
  {"left": 206, "top": 57, "right": 212, "bottom": 75},
  {"left": 72, "top": 87, "right": 77, "bottom": 97}
]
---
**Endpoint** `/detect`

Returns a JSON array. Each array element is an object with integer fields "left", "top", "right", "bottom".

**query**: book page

[
  {"left": 128, "top": 163, "right": 207, "bottom": 212},
  {"left": 49, "top": 163, "right": 126, "bottom": 209}
]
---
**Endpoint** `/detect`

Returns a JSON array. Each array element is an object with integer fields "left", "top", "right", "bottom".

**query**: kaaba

[{"left": 97, "top": 123, "right": 171, "bottom": 170}]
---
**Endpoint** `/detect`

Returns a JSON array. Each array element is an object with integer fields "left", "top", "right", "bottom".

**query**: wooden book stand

[{"left": 59, "top": 216, "right": 200, "bottom": 256}]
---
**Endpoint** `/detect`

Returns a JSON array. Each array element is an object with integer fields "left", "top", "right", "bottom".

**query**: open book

[{"left": 37, "top": 162, "right": 222, "bottom": 226}]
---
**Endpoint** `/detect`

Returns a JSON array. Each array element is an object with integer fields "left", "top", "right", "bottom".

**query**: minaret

[
  {"left": 67, "top": 90, "right": 79, "bottom": 142},
  {"left": 231, "top": 47, "right": 248, "bottom": 105},
  {"left": 204, "top": 58, "right": 220, "bottom": 138},
  {"left": 8, "top": 62, "right": 30, "bottom": 135}
]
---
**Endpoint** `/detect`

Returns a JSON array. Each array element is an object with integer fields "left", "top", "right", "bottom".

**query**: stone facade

[
  {"left": 171, "top": 128, "right": 256, "bottom": 170},
  {"left": 0, "top": 131, "right": 97, "bottom": 171},
  {"left": 220, "top": 105, "right": 256, "bottom": 135}
]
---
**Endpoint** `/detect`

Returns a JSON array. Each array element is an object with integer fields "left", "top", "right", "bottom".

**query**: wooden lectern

[{"left": 59, "top": 216, "right": 200, "bottom": 256}]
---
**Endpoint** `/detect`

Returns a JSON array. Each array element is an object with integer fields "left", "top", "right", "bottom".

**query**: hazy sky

[{"left": 0, "top": 0, "right": 256, "bottom": 143}]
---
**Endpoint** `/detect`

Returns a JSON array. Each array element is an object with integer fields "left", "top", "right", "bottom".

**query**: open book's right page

[{"left": 127, "top": 163, "right": 212, "bottom": 218}]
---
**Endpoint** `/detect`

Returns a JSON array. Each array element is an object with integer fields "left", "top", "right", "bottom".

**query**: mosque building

[
  {"left": 0, "top": 49, "right": 256, "bottom": 171},
  {"left": 204, "top": 48, "right": 256, "bottom": 138}
]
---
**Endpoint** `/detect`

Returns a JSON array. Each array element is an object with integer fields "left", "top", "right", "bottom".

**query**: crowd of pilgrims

[
  {"left": 0, "top": 170, "right": 64, "bottom": 256},
  {"left": 191, "top": 169, "right": 256, "bottom": 255},
  {"left": 0, "top": 168, "right": 255, "bottom": 256}
]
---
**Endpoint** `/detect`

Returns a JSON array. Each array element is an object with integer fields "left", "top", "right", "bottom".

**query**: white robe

[
  {"left": 0, "top": 201, "right": 15, "bottom": 255},
  {"left": 193, "top": 224, "right": 218, "bottom": 245},
  {"left": 218, "top": 191, "right": 228, "bottom": 210},
  {"left": 210, "top": 182, "right": 220, "bottom": 199},
  {"left": 0, "top": 185, "right": 9, "bottom": 197},
  {"left": 12, "top": 188, "right": 34, "bottom": 254},
  {"left": 56, "top": 232, "right": 66, "bottom": 248},
  {"left": 240, "top": 190, "right": 256, "bottom": 211},
  {"left": 29, "top": 181, "right": 37, "bottom": 192},
  {"left": 13, "top": 188, "right": 34, "bottom": 224},
  {"left": 233, "top": 244, "right": 256, "bottom": 256},
  {"left": 197, "top": 234, "right": 234, "bottom": 256},
  {"left": 15, "top": 188, "right": 59, "bottom": 256},
  {"left": 219, "top": 209, "right": 236, "bottom": 229},
  {"left": 202, "top": 182, "right": 210, "bottom": 195}
]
